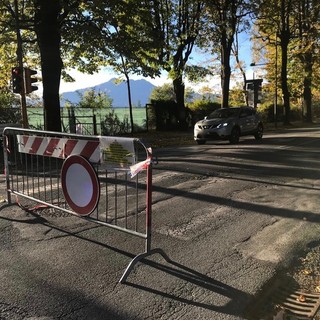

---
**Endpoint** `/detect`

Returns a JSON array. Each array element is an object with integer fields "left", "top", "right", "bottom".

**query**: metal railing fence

[{"left": 3, "top": 127, "right": 170, "bottom": 282}]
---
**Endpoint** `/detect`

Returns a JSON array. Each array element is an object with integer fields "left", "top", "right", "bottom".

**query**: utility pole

[{"left": 14, "top": 0, "right": 29, "bottom": 128}]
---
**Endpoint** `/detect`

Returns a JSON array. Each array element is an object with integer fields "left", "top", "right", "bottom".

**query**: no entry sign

[{"left": 61, "top": 155, "right": 100, "bottom": 215}]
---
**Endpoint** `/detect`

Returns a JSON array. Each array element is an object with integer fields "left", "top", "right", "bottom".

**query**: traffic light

[
  {"left": 25, "top": 68, "right": 38, "bottom": 93},
  {"left": 12, "top": 67, "right": 23, "bottom": 94},
  {"left": 246, "top": 79, "right": 263, "bottom": 107},
  {"left": 247, "top": 83, "right": 254, "bottom": 91}
]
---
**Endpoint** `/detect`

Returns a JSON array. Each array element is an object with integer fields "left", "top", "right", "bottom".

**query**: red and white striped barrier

[
  {"left": 16, "top": 135, "right": 142, "bottom": 169},
  {"left": 17, "top": 135, "right": 100, "bottom": 163},
  {"left": 5, "top": 127, "right": 170, "bottom": 284}
]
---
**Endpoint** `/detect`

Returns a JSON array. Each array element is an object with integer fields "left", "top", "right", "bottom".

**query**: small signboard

[{"left": 61, "top": 155, "right": 100, "bottom": 215}]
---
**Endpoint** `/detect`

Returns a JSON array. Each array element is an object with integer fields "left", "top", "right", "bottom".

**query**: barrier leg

[
  {"left": 118, "top": 157, "right": 174, "bottom": 283},
  {"left": 119, "top": 248, "right": 173, "bottom": 284}
]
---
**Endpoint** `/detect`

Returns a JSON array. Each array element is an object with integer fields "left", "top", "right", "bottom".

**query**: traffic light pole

[{"left": 14, "top": 0, "right": 28, "bottom": 128}]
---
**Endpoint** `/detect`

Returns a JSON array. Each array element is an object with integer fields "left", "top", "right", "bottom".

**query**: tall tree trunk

[
  {"left": 279, "top": 0, "right": 291, "bottom": 125},
  {"left": 280, "top": 36, "right": 290, "bottom": 124},
  {"left": 173, "top": 75, "right": 187, "bottom": 130},
  {"left": 116, "top": 25, "right": 134, "bottom": 133},
  {"left": 303, "top": 52, "right": 313, "bottom": 123},
  {"left": 35, "top": 0, "right": 62, "bottom": 132},
  {"left": 221, "top": 59, "right": 231, "bottom": 109},
  {"left": 172, "top": 45, "right": 187, "bottom": 130},
  {"left": 232, "top": 33, "right": 248, "bottom": 106},
  {"left": 221, "top": 33, "right": 232, "bottom": 109},
  {"left": 124, "top": 73, "right": 135, "bottom": 133}
]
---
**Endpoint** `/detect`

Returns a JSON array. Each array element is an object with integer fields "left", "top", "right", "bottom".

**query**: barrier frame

[{"left": 3, "top": 127, "right": 171, "bottom": 283}]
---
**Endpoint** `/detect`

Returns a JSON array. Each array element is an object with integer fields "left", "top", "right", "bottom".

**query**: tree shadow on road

[
  {"left": 0, "top": 203, "right": 251, "bottom": 317},
  {"left": 123, "top": 253, "right": 251, "bottom": 317}
]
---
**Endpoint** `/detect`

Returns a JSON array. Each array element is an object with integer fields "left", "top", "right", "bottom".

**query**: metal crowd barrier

[{"left": 3, "top": 127, "right": 171, "bottom": 283}]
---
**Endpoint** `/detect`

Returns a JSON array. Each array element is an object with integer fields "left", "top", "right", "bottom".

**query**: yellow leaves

[
  {"left": 301, "top": 269, "right": 312, "bottom": 275},
  {"left": 297, "top": 294, "right": 306, "bottom": 302}
]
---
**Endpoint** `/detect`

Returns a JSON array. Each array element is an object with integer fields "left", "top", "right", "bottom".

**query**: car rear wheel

[
  {"left": 229, "top": 127, "right": 240, "bottom": 144},
  {"left": 254, "top": 123, "right": 263, "bottom": 140},
  {"left": 196, "top": 140, "right": 206, "bottom": 145}
]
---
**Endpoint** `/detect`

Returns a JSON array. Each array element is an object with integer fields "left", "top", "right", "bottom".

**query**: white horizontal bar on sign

[{"left": 17, "top": 135, "right": 100, "bottom": 163}]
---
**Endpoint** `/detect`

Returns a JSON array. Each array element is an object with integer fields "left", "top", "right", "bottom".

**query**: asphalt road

[{"left": 1, "top": 126, "right": 320, "bottom": 319}]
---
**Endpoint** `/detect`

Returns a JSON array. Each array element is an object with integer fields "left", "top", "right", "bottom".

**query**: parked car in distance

[{"left": 194, "top": 106, "right": 263, "bottom": 145}]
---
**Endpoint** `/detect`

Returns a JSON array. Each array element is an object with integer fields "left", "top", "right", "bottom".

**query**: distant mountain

[{"left": 61, "top": 78, "right": 155, "bottom": 107}]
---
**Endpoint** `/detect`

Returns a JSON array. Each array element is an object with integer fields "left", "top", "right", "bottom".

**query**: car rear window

[{"left": 208, "top": 108, "right": 240, "bottom": 119}]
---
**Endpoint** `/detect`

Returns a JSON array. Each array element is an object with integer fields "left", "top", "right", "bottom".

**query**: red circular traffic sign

[{"left": 61, "top": 155, "right": 100, "bottom": 216}]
